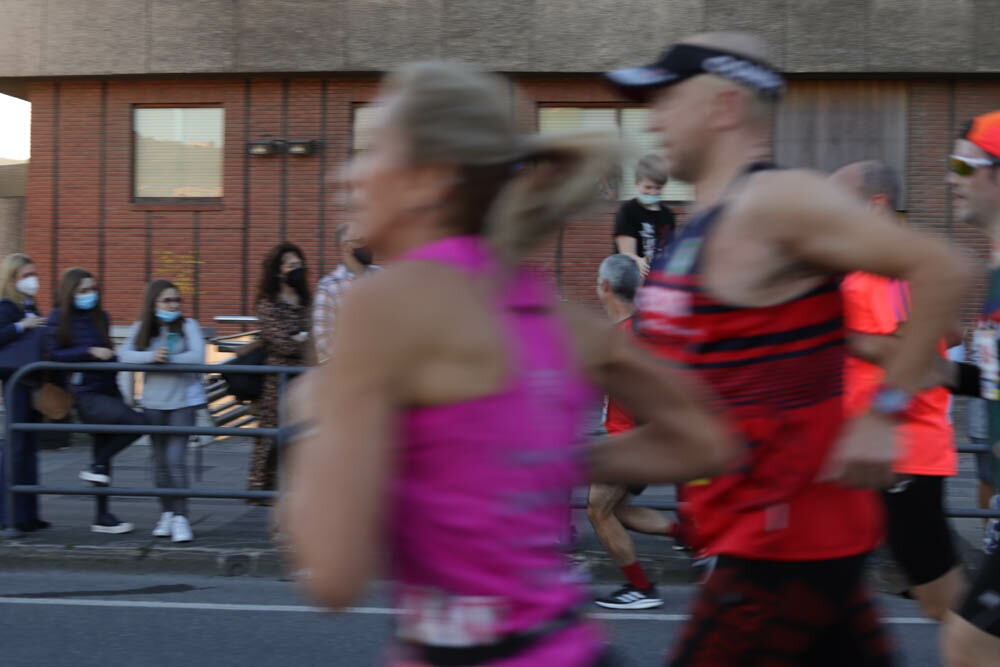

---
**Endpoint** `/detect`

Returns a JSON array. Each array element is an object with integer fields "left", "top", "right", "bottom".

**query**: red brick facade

[{"left": 23, "top": 76, "right": 1000, "bottom": 334}]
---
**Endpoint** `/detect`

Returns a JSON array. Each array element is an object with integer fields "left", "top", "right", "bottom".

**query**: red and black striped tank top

[{"left": 635, "top": 165, "right": 882, "bottom": 560}]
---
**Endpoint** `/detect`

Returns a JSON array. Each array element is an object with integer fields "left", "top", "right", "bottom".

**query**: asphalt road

[{"left": 0, "top": 570, "right": 942, "bottom": 666}]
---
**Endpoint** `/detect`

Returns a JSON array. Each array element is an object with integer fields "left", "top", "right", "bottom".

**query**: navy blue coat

[{"left": 44, "top": 308, "right": 120, "bottom": 397}]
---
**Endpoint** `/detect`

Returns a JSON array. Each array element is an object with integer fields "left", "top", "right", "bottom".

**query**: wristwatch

[{"left": 870, "top": 385, "right": 914, "bottom": 420}]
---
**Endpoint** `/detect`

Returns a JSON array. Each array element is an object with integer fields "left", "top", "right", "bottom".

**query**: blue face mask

[
  {"left": 156, "top": 309, "right": 181, "bottom": 323},
  {"left": 74, "top": 292, "right": 99, "bottom": 311},
  {"left": 636, "top": 192, "right": 661, "bottom": 206}
]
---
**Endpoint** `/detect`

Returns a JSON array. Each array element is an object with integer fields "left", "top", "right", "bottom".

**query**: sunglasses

[{"left": 949, "top": 154, "right": 1000, "bottom": 177}]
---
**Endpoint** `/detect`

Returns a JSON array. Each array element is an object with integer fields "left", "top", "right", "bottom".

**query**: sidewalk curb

[{"left": 0, "top": 541, "right": 290, "bottom": 578}]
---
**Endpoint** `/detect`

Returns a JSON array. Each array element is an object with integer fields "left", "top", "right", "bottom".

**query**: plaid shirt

[{"left": 312, "top": 264, "right": 380, "bottom": 363}]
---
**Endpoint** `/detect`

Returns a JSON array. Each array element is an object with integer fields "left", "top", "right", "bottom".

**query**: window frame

[
  {"left": 130, "top": 102, "right": 226, "bottom": 210},
  {"left": 536, "top": 102, "right": 693, "bottom": 203}
]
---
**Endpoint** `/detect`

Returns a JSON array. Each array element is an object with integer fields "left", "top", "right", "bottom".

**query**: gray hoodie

[{"left": 119, "top": 318, "right": 207, "bottom": 410}]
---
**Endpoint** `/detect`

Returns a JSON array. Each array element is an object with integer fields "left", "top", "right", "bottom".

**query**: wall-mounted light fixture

[
  {"left": 246, "top": 139, "right": 323, "bottom": 156},
  {"left": 246, "top": 140, "right": 284, "bottom": 156},
  {"left": 287, "top": 139, "right": 323, "bottom": 156}
]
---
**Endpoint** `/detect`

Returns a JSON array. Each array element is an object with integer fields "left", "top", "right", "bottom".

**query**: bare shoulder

[
  {"left": 347, "top": 259, "right": 470, "bottom": 300},
  {"left": 729, "top": 169, "right": 864, "bottom": 237},
  {"left": 336, "top": 261, "right": 479, "bottom": 340},
  {"left": 731, "top": 168, "right": 848, "bottom": 227}
]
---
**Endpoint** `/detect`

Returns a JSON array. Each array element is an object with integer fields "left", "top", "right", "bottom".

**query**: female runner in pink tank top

[{"left": 283, "top": 61, "right": 736, "bottom": 666}]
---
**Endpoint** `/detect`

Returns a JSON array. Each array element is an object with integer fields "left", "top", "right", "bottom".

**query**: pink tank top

[{"left": 389, "top": 236, "right": 604, "bottom": 666}]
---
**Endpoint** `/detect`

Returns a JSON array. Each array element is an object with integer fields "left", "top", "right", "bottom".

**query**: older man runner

[{"left": 588, "top": 254, "right": 683, "bottom": 610}]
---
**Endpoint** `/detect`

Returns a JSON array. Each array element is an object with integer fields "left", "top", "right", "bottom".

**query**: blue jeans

[{"left": 145, "top": 406, "right": 195, "bottom": 516}]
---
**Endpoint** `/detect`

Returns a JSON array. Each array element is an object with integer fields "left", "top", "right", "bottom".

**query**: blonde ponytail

[
  {"left": 380, "top": 61, "right": 621, "bottom": 264},
  {"left": 486, "top": 131, "right": 621, "bottom": 264}
]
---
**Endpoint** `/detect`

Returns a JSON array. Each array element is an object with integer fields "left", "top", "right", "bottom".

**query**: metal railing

[
  {"left": 2, "top": 360, "right": 305, "bottom": 538},
  {"left": 3, "top": 359, "right": 999, "bottom": 540}
]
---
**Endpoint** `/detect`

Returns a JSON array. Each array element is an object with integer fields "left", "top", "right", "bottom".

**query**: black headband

[{"left": 605, "top": 43, "right": 785, "bottom": 99}]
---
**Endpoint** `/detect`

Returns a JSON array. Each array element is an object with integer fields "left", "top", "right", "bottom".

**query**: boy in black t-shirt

[{"left": 613, "top": 153, "right": 676, "bottom": 276}]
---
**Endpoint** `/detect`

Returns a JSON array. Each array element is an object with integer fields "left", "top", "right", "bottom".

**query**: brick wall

[{"left": 24, "top": 75, "right": 1000, "bottom": 334}]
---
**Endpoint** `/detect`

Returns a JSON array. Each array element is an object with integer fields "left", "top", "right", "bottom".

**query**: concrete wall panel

[
  {"left": 43, "top": 0, "right": 148, "bottom": 75},
  {"left": 702, "top": 0, "right": 789, "bottom": 67},
  {"left": 0, "top": 1, "right": 997, "bottom": 79},
  {"left": 787, "top": 0, "right": 869, "bottom": 71},
  {"left": 238, "top": 0, "right": 346, "bottom": 72},
  {"left": 345, "top": 0, "right": 442, "bottom": 69},
  {"left": 150, "top": 0, "right": 236, "bottom": 73},
  {"left": 0, "top": 0, "right": 43, "bottom": 77},
  {"left": 441, "top": 0, "right": 535, "bottom": 71},
  {"left": 974, "top": 0, "right": 1000, "bottom": 72},
  {"left": 869, "top": 0, "right": 975, "bottom": 71}
]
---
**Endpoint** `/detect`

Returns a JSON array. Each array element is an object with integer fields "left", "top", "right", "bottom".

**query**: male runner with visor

[{"left": 607, "top": 32, "right": 970, "bottom": 665}]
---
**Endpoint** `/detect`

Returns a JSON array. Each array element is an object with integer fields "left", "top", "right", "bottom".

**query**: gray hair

[
  {"left": 858, "top": 160, "right": 901, "bottom": 211},
  {"left": 599, "top": 254, "right": 641, "bottom": 302}
]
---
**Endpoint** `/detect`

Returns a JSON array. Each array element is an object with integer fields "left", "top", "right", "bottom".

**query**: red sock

[
  {"left": 621, "top": 561, "right": 651, "bottom": 590},
  {"left": 666, "top": 522, "right": 680, "bottom": 539}
]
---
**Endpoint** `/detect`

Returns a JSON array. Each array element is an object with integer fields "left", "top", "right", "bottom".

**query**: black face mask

[
  {"left": 284, "top": 267, "right": 307, "bottom": 291},
  {"left": 351, "top": 247, "right": 374, "bottom": 266}
]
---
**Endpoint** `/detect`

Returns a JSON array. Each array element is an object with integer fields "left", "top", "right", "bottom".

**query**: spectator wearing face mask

[
  {"left": 119, "top": 280, "right": 206, "bottom": 543},
  {"left": 612, "top": 153, "right": 676, "bottom": 277},
  {"left": 45, "top": 267, "right": 147, "bottom": 534},
  {"left": 0, "top": 253, "right": 48, "bottom": 531},
  {"left": 312, "top": 223, "right": 379, "bottom": 364},
  {"left": 247, "top": 243, "right": 312, "bottom": 501}
]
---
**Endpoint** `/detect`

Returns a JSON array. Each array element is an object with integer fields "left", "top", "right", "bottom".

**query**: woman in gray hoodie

[{"left": 120, "top": 279, "right": 206, "bottom": 543}]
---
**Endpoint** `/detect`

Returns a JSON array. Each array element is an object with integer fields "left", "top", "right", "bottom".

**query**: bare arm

[
  {"left": 560, "top": 304, "right": 738, "bottom": 485},
  {"left": 614, "top": 235, "right": 638, "bottom": 256},
  {"left": 613, "top": 236, "right": 649, "bottom": 276},
  {"left": 745, "top": 170, "right": 971, "bottom": 392},
  {"left": 742, "top": 171, "right": 971, "bottom": 487},
  {"left": 283, "top": 277, "right": 409, "bottom": 609}
]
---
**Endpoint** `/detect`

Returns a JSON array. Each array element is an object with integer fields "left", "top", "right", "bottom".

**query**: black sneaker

[
  {"left": 91, "top": 513, "right": 133, "bottom": 534},
  {"left": 594, "top": 584, "right": 663, "bottom": 610},
  {"left": 79, "top": 465, "right": 110, "bottom": 486}
]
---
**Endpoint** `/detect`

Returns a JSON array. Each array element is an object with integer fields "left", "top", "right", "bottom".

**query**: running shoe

[
  {"left": 170, "top": 515, "right": 193, "bottom": 543},
  {"left": 594, "top": 584, "right": 663, "bottom": 610},
  {"left": 152, "top": 512, "right": 174, "bottom": 537},
  {"left": 91, "top": 513, "right": 133, "bottom": 534}
]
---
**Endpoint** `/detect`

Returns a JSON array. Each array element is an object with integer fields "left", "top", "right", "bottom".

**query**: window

[
  {"left": 352, "top": 105, "right": 381, "bottom": 155},
  {"left": 133, "top": 107, "right": 224, "bottom": 201},
  {"left": 538, "top": 106, "right": 693, "bottom": 202},
  {"left": 774, "top": 81, "right": 908, "bottom": 208}
]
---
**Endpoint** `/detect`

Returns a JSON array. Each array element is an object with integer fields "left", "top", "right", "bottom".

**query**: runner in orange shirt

[{"left": 834, "top": 160, "right": 965, "bottom": 621}]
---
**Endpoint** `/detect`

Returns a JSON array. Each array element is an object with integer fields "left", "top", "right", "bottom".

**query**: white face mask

[{"left": 15, "top": 275, "right": 39, "bottom": 297}]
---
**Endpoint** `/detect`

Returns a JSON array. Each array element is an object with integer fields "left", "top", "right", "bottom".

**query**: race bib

[
  {"left": 396, "top": 586, "right": 507, "bottom": 647},
  {"left": 973, "top": 325, "right": 1000, "bottom": 400}
]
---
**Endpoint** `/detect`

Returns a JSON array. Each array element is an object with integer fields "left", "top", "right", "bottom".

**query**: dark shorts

[
  {"left": 669, "top": 554, "right": 895, "bottom": 667},
  {"left": 958, "top": 547, "right": 1000, "bottom": 637},
  {"left": 881, "top": 475, "right": 960, "bottom": 586}
]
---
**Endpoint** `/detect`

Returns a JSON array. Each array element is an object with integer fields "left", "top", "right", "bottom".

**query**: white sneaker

[
  {"left": 152, "top": 512, "right": 174, "bottom": 538},
  {"left": 170, "top": 515, "right": 193, "bottom": 543}
]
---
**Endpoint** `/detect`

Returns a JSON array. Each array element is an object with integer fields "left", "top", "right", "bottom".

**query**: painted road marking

[{"left": 0, "top": 597, "right": 936, "bottom": 624}]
